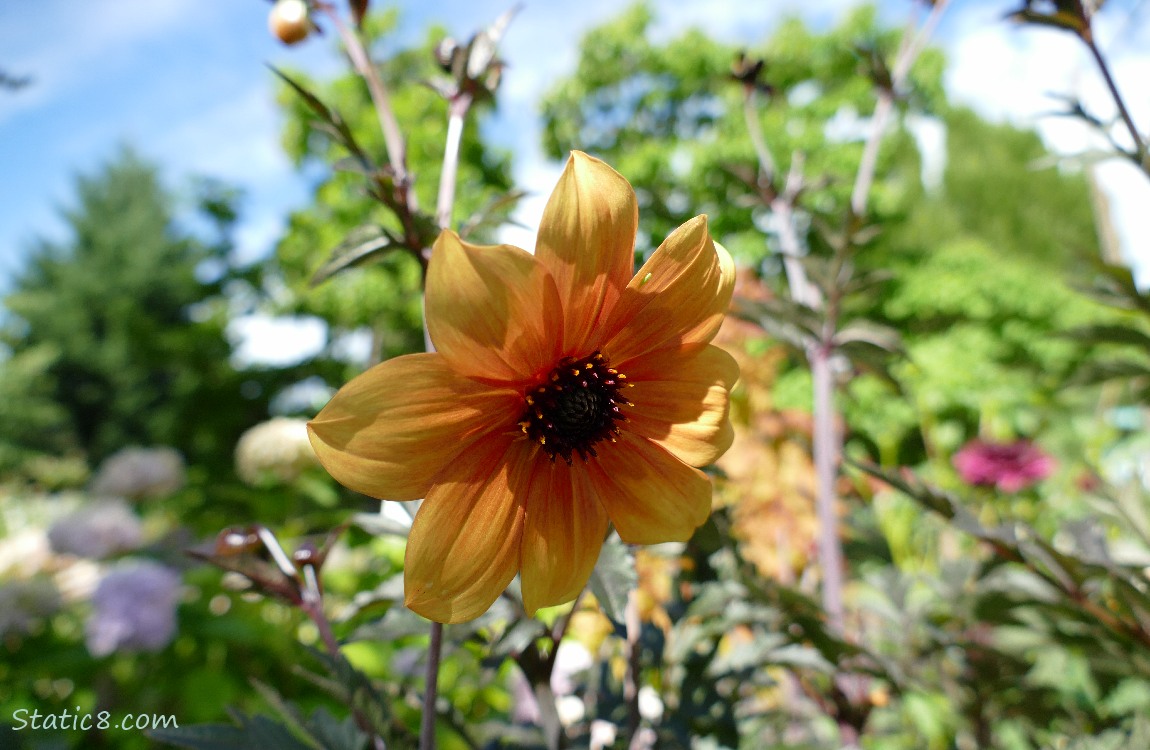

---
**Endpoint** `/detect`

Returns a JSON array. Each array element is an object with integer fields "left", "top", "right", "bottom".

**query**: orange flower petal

[
  {"left": 404, "top": 435, "right": 534, "bottom": 623},
  {"left": 307, "top": 353, "right": 520, "bottom": 501},
  {"left": 426, "top": 231, "right": 564, "bottom": 383},
  {"left": 536, "top": 151, "right": 638, "bottom": 354},
  {"left": 624, "top": 344, "right": 739, "bottom": 467},
  {"left": 519, "top": 460, "right": 610, "bottom": 616},
  {"left": 588, "top": 432, "right": 713, "bottom": 545},
  {"left": 603, "top": 215, "right": 735, "bottom": 366}
]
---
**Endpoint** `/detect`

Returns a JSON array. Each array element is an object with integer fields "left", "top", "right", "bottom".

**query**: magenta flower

[{"left": 953, "top": 439, "right": 1055, "bottom": 492}]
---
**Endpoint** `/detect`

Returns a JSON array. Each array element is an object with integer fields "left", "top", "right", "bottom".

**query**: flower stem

[
  {"left": 1083, "top": 35, "right": 1146, "bottom": 168},
  {"left": 623, "top": 590, "right": 642, "bottom": 745},
  {"left": 317, "top": 2, "right": 413, "bottom": 200},
  {"left": 810, "top": 345, "right": 844, "bottom": 634},
  {"left": 419, "top": 621, "right": 444, "bottom": 750},
  {"left": 437, "top": 94, "right": 474, "bottom": 231},
  {"left": 298, "top": 560, "right": 387, "bottom": 750}
]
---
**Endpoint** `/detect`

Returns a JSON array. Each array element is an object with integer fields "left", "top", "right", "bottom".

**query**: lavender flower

[
  {"left": 953, "top": 439, "right": 1056, "bottom": 492},
  {"left": 48, "top": 499, "right": 143, "bottom": 559},
  {"left": 85, "top": 560, "right": 181, "bottom": 656},
  {"left": 90, "top": 447, "right": 186, "bottom": 500}
]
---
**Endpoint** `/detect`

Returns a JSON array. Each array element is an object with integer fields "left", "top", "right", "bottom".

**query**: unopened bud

[{"left": 269, "top": 0, "right": 311, "bottom": 46}]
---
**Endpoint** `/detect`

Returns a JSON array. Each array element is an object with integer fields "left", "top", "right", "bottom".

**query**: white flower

[
  {"left": 85, "top": 560, "right": 181, "bottom": 656},
  {"left": 90, "top": 447, "right": 186, "bottom": 500},
  {"left": 550, "top": 640, "right": 593, "bottom": 696},
  {"left": 234, "top": 418, "right": 317, "bottom": 486},
  {"left": 48, "top": 499, "right": 143, "bottom": 559}
]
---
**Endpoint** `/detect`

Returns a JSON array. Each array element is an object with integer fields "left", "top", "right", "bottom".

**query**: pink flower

[{"left": 953, "top": 439, "right": 1055, "bottom": 492}]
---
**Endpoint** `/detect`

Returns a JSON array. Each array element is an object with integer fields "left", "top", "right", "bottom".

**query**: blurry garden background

[{"left": 5, "top": 0, "right": 1150, "bottom": 748}]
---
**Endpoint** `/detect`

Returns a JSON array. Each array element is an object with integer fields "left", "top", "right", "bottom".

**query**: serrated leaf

[
  {"left": 487, "top": 616, "right": 547, "bottom": 660},
  {"left": 732, "top": 296, "right": 820, "bottom": 350},
  {"left": 305, "top": 708, "right": 368, "bottom": 750},
  {"left": 458, "top": 188, "right": 529, "bottom": 238},
  {"left": 271, "top": 66, "right": 370, "bottom": 168},
  {"left": 150, "top": 714, "right": 317, "bottom": 750},
  {"left": 587, "top": 533, "right": 636, "bottom": 627},
  {"left": 309, "top": 225, "right": 398, "bottom": 287},
  {"left": 1063, "top": 324, "right": 1150, "bottom": 350}
]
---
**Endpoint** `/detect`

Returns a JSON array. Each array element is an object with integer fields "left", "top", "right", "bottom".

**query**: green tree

[{"left": 0, "top": 149, "right": 269, "bottom": 475}]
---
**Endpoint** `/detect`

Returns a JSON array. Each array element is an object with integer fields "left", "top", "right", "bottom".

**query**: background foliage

[{"left": 3, "top": 2, "right": 1150, "bottom": 749}]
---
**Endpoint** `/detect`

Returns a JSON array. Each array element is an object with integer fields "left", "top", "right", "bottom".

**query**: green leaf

[
  {"left": 587, "top": 532, "right": 636, "bottom": 628},
  {"left": 309, "top": 225, "right": 400, "bottom": 287},
  {"left": 149, "top": 714, "right": 317, "bottom": 750}
]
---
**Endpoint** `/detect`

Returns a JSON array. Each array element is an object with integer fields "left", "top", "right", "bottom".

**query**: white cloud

[{"left": 229, "top": 314, "right": 327, "bottom": 368}]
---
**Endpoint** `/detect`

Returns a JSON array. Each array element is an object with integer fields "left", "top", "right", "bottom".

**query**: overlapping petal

[
  {"left": 536, "top": 151, "right": 638, "bottom": 354},
  {"left": 588, "top": 432, "right": 713, "bottom": 545},
  {"left": 519, "top": 460, "right": 610, "bottom": 616},
  {"left": 307, "top": 353, "right": 520, "bottom": 501},
  {"left": 624, "top": 344, "right": 739, "bottom": 467},
  {"left": 603, "top": 215, "right": 735, "bottom": 366},
  {"left": 427, "top": 231, "right": 564, "bottom": 383},
  {"left": 404, "top": 435, "right": 533, "bottom": 623}
]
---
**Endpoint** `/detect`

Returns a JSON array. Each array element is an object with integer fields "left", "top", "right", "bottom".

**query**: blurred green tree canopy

[{"left": 0, "top": 149, "right": 270, "bottom": 476}]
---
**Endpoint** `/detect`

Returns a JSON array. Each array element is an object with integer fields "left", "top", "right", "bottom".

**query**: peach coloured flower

[{"left": 308, "top": 151, "right": 737, "bottom": 623}]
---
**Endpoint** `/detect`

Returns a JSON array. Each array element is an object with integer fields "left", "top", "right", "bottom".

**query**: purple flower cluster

[
  {"left": 953, "top": 439, "right": 1055, "bottom": 492},
  {"left": 48, "top": 500, "right": 143, "bottom": 559},
  {"left": 85, "top": 560, "right": 181, "bottom": 657}
]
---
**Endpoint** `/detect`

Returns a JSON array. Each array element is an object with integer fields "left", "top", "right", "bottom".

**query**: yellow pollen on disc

[{"left": 517, "top": 350, "right": 631, "bottom": 465}]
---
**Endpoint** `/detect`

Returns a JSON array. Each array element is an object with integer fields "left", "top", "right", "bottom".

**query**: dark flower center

[{"left": 518, "top": 351, "right": 632, "bottom": 465}]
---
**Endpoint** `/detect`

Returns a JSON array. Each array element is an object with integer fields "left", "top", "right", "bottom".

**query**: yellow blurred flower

[{"left": 309, "top": 151, "right": 737, "bottom": 623}]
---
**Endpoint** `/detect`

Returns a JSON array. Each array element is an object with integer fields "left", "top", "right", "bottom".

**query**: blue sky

[{"left": 3, "top": 0, "right": 1150, "bottom": 362}]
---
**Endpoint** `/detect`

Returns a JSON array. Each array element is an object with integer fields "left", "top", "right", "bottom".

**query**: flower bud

[{"left": 269, "top": 0, "right": 311, "bottom": 46}]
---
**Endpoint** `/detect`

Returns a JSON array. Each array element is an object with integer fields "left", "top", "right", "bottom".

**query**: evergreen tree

[{"left": 0, "top": 149, "right": 269, "bottom": 474}]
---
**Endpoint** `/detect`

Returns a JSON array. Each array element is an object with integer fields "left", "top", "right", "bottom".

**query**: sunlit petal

[
  {"left": 427, "top": 231, "right": 564, "bottom": 383},
  {"left": 519, "top": 460, "right": 610, "bottom": 616},
  {"left": 625, "top": 345, "right": 739, "bottom": 466},
  {"left": 589, "top": 432, "right": 713, "bottom": 545},
  {"left": 603, "top": 216, "right": 735, "bottom": 365},
  {"left": 307, "top": 353, "right": 519, "bottom": 500},
  {"left": 536, "top": 151, "right": 638, "bottom": 354},
  {"left": 404, "top": 436, "right": 534, "bottom": 624}
]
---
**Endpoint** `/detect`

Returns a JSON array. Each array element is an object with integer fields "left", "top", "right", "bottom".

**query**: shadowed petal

[
  {"left": 519, "top": 460, "right": 610, "bottom": 616},
  {"left": 624, "top": 345, "right": 739, "bottom": 467},
  {"left": 307, "top": 353, "right": 520, "bottom": 501},
  {"left": 603, "top": 216, "right": 735, "bottom": 366},
  {"left": 427, "top": 231, "right": 564, "bottom": 383},
  {"left": 536, "top": 151, "right": 638, "bottom": 354},
  {"left": 405, "top": 436, "right": 535, "bottom": 624},
  {"left": 588, "top": 432, "right": 713, "bottom": 545}
]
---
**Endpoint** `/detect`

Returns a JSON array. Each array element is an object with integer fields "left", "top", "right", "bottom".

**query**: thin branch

[
  {"left": 851, "top": 0, "right": 949, "bottom": 216},
  {"left": 743, "top": 90, "right": 777, "bottom": 184}
]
